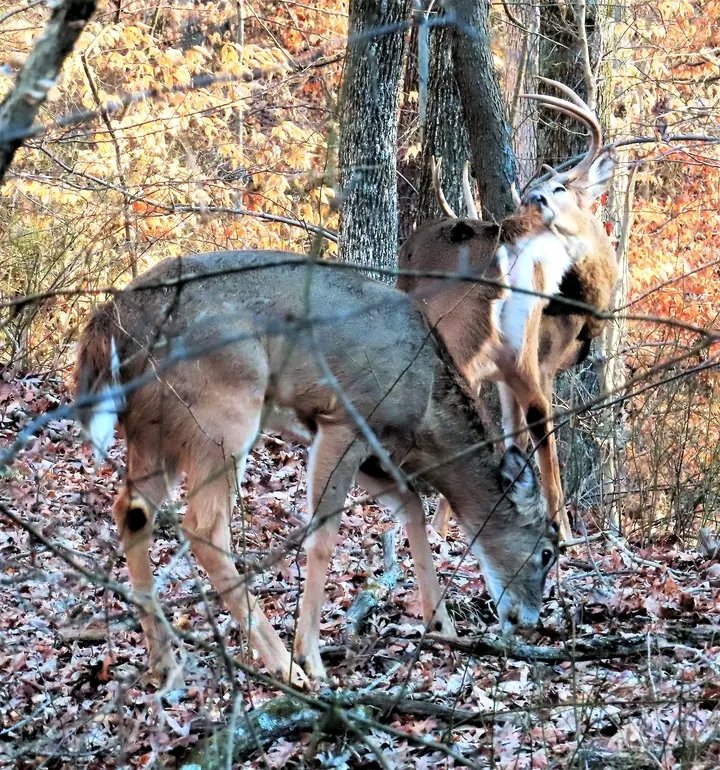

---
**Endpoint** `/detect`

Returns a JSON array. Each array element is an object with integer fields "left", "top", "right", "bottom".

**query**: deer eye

[
  {"left": 541, "top": 548, "right": 555, "bottom": 567},
  {"left": 553, "top": 185, "right": 566, "bottom": 194}
]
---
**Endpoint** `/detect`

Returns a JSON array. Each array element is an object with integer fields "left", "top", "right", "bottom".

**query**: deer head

[
  {"left": 456, "top": 446, "right": 558, "bottom": 633},
  {"left": 518, "top": 77, "right": 616, "bottom": 235}
]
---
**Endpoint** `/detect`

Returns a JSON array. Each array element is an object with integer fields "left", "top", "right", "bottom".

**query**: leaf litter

[{"left": 1, "top": 373, "right": 719, "bottom": 769}]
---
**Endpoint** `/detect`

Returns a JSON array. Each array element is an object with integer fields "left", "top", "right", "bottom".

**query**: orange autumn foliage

[
  {"left": 0, "top": 0, "right": 347, "bottom": 367},
  {"left": 616, "top": 0, "right": 720, "bottom": 531}
]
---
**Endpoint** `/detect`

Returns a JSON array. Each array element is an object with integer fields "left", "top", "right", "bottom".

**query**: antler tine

[
  {"left": 432, "top": 156, "right": 458, "bottom": 219},
  {"left": 536, "top": 76, "right": 590, "bottom": 111},
  {"left": 518, "top": 162, "right": 562, "bottom": 198},
  {"left": 521, "top": 86, "right": 602, "bottom": 183},
  {"left": 461, "top": 161, "right": 479, "bottom": 219}
]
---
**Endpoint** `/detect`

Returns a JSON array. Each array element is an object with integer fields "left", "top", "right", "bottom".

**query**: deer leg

[
  {"left": 184, "top": 455, "right": 308, "bottom": 688},
  {"left": 114, "top": 450, "right": 181, "bottom": 687},
  {"left": 497, "top": 380, "right": 529, "bottom": 450},
  {"left": 430, "top": 496, "right": 453, "bottom": 537},
  {"left": 525, "top": 400, "right": 571, "bottom": 540},
  {"left": 294, "top": 423, "right": 367, "bottom": 680},
  {"left": 541, "top": 373, "right": 568, "bottom": 534},
  {"left": 499, "top": 360, "right": 571, "bottom": 540},
  {"left": 356, "top": 472, "right": 456, "bottom": 637}
]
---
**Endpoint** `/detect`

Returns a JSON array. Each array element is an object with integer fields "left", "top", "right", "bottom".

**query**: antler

[
  {"left": 521, "top": 77, "right": 602, "bottom": 184},
  {"left": 431, "top": 157, "right": 458, "bottom": 218},
  {"left": 461, "top": 162, "right": 479, "bottom": 219},
  {"left": 431, "top": 157, "right": 479, "bottom": 219}
]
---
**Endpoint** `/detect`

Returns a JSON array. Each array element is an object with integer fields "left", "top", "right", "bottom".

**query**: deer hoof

[{"left": 284, "top": 662, "right": 311, "bottom": 690}]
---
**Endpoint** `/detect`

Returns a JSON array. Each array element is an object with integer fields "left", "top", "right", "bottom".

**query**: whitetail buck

[
  {"left": 398, "top": 79, "right": 618, "bottom": 541},
  {"left": 74, "top": 250, "right": 558, "bottom": 687}
]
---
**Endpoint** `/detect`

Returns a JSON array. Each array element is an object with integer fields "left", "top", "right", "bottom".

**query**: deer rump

[{"left": 74, "top": 249, "right": 557, "bottom": 688}]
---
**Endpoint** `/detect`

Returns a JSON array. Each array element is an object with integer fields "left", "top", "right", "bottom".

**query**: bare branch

[
  {"left": 573, "top": 0, "right": 596, "bottom": 109},
  {"left": 0, "top": 53, "right": 343, "bottom": 148},
  {"left": 15, "top": 151, "right": 338, "bottom": 243},
  {"left": 0, "top": 0, "right": 97, "bottom": 181},
  {"left": 428, "top": 625, "right": 720, "bottom": 662},
  {"left": 0, "top": 0, "right": 44, "bottom": 26}
]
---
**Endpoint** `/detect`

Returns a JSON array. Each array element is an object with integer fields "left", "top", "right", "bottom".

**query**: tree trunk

[
  {"left": 597, "top": 158, "right": 633, "bottom": 532},
  {"left": 450, "top": 0, "right": 516, "bottom": 220},
  {"left": 337, "top": 0, "right": 411, "bottom": 279},
  {"left": 397, "top": 23, "right": 420, "bottom": 245},
  {"left": 416, "top": 11, "right": 473, "bottom": 222},
  {"left": 497, "top": 1, "right": 540, "bottom": 187}
]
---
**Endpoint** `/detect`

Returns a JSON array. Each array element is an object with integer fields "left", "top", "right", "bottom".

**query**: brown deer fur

[
  {"left": 399, "top": 158, "right": 617, "bottom": 541},
  {"left": 74, "top": 250, "right": 558, "bottom": 687},
  {"left": 399, "top": 212, "right": 617, "bottom": 389}
]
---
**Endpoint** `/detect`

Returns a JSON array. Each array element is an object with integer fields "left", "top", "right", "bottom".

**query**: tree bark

[
  {"left": 450, "top": 0, "right": 517, "bottom": 220},
  {"left": 337, "top": 0, "right": 411, "bottom": 279},
  {"left": 397, "top": 23, "right": 421, "bottom": 244},
  {"left": 597, "top": 126, "right": 633, "bottom": 531},
  {"left": 430, "top": 624, "right": 720, "bottom": 662},
  {"left": 0, "top": 0, "right": 96, "bottom": 183},
  {"left": 416, "top": 12, "right": 473, "bottom": 223},
  {"left": 497, "top": 1, "right": 540, "bottom": 187},
  {"left": 179, "top": 688, "right": 506, "bottom": 769}
]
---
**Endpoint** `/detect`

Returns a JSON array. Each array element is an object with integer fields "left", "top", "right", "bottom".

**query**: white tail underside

[{"left": 88, "top": 337, "right": 124, "bottom": 461}]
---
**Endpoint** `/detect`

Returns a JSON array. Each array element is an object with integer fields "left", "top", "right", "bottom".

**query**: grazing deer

[
  {"left": 398, "top": 79, "right": 618, "bottom": 541},
  {"left": 74, "top": 250, "right": 558, "bottom": 687}
]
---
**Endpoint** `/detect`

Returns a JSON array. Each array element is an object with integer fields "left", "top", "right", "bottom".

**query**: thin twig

[{"left": 0, "top": 0, "right": 43, "bottom": 26}]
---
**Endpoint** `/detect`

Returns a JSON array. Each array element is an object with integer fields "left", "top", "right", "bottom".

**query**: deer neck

[
  {"left": 495, "top": 227, "right": 589, "bottom": 355},
  {"left": 414, "top": 280, "right": 503, "bottom": 390},
  {"left": 425, "top": 437, "right": 515, "bottom": 542},
  {"left": 412, "top": 359, "right": 509, "bottom": 528}
]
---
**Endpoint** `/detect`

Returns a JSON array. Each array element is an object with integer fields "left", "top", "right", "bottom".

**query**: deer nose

[{"left": 528, "top": 191, "right": 548, "bottom": 207}]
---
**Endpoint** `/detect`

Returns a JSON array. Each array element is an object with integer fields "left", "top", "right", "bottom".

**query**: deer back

[
  {"left": 84, "top": 252, "right": 449, "bottom": 448},
  {"left": 398, "top": 209, "right": 556, "bottom": 383},
  {"left": 399, "top": 208, "right": 617, "bottom": 384},
  {"left": 74, "top": 249, "right": 558, "bottom": 652}
]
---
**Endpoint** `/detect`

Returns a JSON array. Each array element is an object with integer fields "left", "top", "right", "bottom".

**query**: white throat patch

[{"left": 495, "top": 231, "right": 577, "bottom": 353}]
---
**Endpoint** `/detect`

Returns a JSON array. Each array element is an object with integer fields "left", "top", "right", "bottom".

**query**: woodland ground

[{"left": 1, "top": 370, "right": 719, "bottom": 769}]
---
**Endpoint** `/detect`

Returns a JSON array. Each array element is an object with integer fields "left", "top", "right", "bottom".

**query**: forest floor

[{"left": 1, "top": 371, "right": 719, "bottom": 770}]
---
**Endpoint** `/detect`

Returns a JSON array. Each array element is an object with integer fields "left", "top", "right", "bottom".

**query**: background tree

[
  {"left": 496, "top": 0, "right": 539, "bottom": 187},
  {"left": 416, "top": 9, "right": 473, "bottom": 223},
  {"left": 337, "top": 0, "right": 410, "bottom": 276},
  {"left": 450, "top": 0, "right": 516, "bottom": 220}
]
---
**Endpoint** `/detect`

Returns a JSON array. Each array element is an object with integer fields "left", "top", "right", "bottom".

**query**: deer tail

[{"left": 73, "top": 304, "right": 124, "bottom": 461}]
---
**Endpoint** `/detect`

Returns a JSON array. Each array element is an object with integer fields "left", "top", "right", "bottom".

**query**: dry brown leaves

[{"left": 1, "top": 372, "right": 719, "bottom": 769}]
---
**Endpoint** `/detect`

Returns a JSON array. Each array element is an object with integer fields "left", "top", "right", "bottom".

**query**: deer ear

[
  {"left": 448, "top": 221, "right": 476, "bottom": 243},
  {"left": 499, "top": 446, "right": 539, "bottom": 503},
  {"left": 580, "top": 151, "right": 616, "bottom": 201}
]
